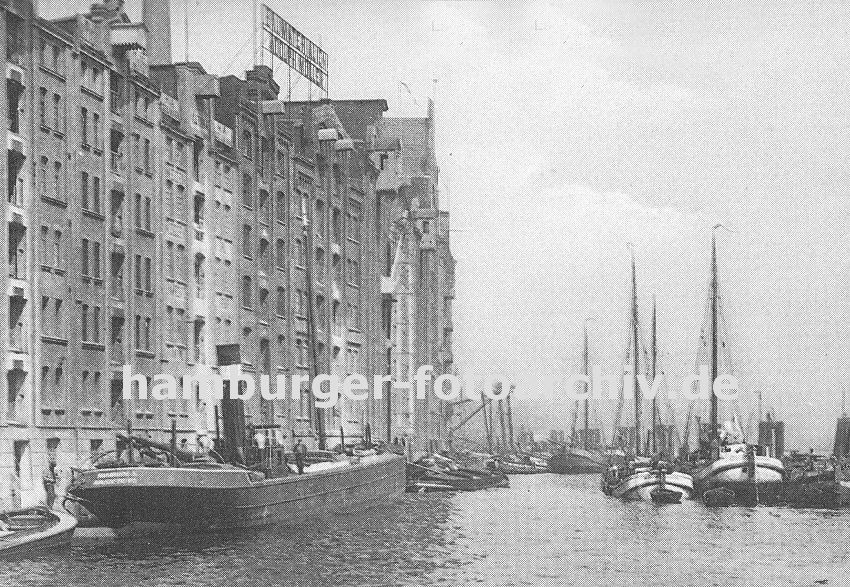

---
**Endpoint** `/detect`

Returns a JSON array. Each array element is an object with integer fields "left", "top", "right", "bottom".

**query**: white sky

[{"left": 43, "top": 0, "right": 850, "bottom": 449}]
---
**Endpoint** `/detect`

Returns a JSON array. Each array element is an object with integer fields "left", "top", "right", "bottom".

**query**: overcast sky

[{"left": 44, "top": 0, "right": 850, "bottom": 449}]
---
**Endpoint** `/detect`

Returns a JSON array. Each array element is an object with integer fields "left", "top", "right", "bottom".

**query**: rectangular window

[
  {"left": 93, "top": 241, "right": 101, "bottom": 279},
  {"left": 81, "top": 304, "right": 89, "bottom": 341},
  {"left": 276, "top": 191, "right": 286, "bottom": 222},
  {"left": 55, "top": 299, "right": 63, "bottom": 338},
  {"left": 276, "top": 287, "right": 285, "bottom": 316},
  {"left": 39, "top": 157, "right": 47, "bottom": 196},
  {"left": 242, "top": 174, "right": 252, "bottom": 208},
  {"left": 53, "top": 94, "right": 61, "bottom": 130},
  {"left": 144, "top": 196, "right": 151, "bottom": 230},
  {"left": 242, "top": 130, "right": 252, "bottom": 159},
  {"left": 93, "top": 176, "right": 100, "bottom": 213},
  {"left": 242, "top": 276, "right": 252, "bottom": 309},
  {"left": 41, "top": 296, "right": 50, "bottom": 335},
  {"left": 144, "top": 257, "right": 151, "bottom": 291},
  {"left": 143, "top": 138, "right": 151, "bottom": 174},
  {"left": 53, "top": 231, "right": 62, "bottom": 269},
  {"left": 93, "top": 306, "right": 101, "bottom": 343},
  {"left": 167, "top": 241, "right": 175, "bottom": 279},
  {"left": 164, "top": 180, "right": 174, "bottom": 218},
  {"left": 176, "top": 308, "right": 185, "bottom": 343},
  {"left": 134, "top": 254, "right": 142, "bottom": 289},
  {"left": 54, "top": 161, "right": 62, "bottom": 200},
  {"left": 276, "top": 239, "right": 285, "bottom": 268},
  {"left": 296, "top": 238, "right": 305, "bottom": 267},
  {"left": 81, "top": 171, "right": 89, "bottom": 210},
  {"left": 81, "top": 108, "right": 88, "bottom": 146},
  {"left": 39, "top": 88, "right": 47, "bottom": 126},
  {"left": 166, "top": 306, "right": 174, "bottom": 343},
  {"left": 132, "top": 134, "right": 140, "bottom": 168},
  {"left": 176, "top": 244, "right": 185, "bottom": 280},
  {"left": 40, "top": 226, "right": 48, "bottom": 266},
  {"left": 81, "top": 238, "right": 89, "bottom": 276},
  {"left": 347, "top": 201, "right": 362, "bottom": 241},
  {"left": 93, "top": 112, "right": 102, "bottom": 150},
  {"left": 176, "top": 185, "right": 186, "bottom": 215},
  {"left": 242, "top": 225, "right": 252, "bottom": 258}
]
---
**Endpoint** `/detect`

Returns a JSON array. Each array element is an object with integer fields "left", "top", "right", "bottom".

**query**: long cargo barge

[{"left": 68, "top": 452, "right": 405, "bottom": 531}]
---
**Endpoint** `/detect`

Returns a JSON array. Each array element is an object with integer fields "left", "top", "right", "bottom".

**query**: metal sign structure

[{"left": 262, "top": 4, "right": 328, "bottom": 92}]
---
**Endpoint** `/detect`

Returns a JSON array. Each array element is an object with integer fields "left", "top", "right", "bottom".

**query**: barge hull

[
  {"left": 70, "top": 453, "right": 405, "bottom": 531},
  {"left": 549, "top": 449, "right": 606, "bottom": 474}
]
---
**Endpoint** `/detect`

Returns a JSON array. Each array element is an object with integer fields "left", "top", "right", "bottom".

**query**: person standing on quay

[
  {"left": 294, "top": 438, "right": 307, "bottom": 475},
  {"left": 42, "top": 459, "right": 58, "bottom": 510}
]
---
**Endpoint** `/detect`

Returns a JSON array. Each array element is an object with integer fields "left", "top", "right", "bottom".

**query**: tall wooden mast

[
  {"left": 583, "top": 321, "right": 590, "bottom": 451},
  {"left": 651, "top": 297, "right": 658, "bottom": 455},
  {"left": 710, "top": 227, "right": 719, "bottom": 460},
  {"left": 506, "top": 388, "right": 515, "bottom": 451},
  {"left": 630, "top": 246, "right": 641, "bottom": 456}
]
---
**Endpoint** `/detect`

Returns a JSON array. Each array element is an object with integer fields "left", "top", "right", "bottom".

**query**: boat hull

[
  {"left": 69, "top": 453, "right": 405, "bottom": 531},
  {"left": 548, "top": 449, "right": 606, "bottom": 474},
  {"left": 609, "top": 470, "right": 694, "bottom": 501},
  {"left": 406, "top": 463, "right": 509, "bottom": 491},
  {"left": 783, "top": 479, "right": 850, "bottom": 508},
  {"left": 0, "top": 508, "right": 77, "bottom": 557},
  {"left": 499, "top": 461, "right": 547, "bottom": 474},
  {"left": 694, "top": 453, "right": 785, "bottom": 503}
]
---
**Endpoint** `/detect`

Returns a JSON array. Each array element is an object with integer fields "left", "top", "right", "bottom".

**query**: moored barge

[{"left": 69, "top": 451, "right": 405, "bottom": 531}]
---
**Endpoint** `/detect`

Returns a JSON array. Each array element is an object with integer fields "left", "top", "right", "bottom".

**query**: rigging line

[
  {"left": 222, "top": 37, "right": 254, "bottom": 76},
  {"left": 613, "top": 325, "right": 632, "bottom": 433}
]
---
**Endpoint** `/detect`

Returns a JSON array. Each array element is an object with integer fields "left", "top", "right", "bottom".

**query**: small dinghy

[{"left": 0, "top": 507, "right": 77, "bottom": 557}]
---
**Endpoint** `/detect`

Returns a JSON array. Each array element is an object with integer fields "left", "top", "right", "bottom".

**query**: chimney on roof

[
  {"left": 90, "top": 0, "right": 124, "bottom": 22},
  {"left": 142, "top": 0, "right": 172, "bottom": 65}
]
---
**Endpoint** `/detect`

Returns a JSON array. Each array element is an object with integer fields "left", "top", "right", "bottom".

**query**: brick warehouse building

[{"left": 0, "top": 0, "right": 455, "bottom": 508}]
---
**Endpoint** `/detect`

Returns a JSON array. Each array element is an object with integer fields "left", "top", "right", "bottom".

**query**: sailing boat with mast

[
  {"left": 689, "top": 225, "right": 785, "bottom": 504},
  {"left": 549, "top": 320, "right": 607, "bottom": 474},
  {"left": 601, "top": 247, "right": 693, "bottom": 501}
]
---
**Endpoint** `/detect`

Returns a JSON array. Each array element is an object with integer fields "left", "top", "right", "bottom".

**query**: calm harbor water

[{"left": 3, "top": 474, "right": 849, "bottom": 586}]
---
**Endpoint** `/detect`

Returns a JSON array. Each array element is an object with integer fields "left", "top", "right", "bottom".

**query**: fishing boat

[
  {"left": 601, "top": 248, "right": 694, "bottom": 501},
  {"left": 603, "top": 457, "right": 694, "bottom": 501},
  {"left": 406, "top": 458, "right": 508, "bottom": 492},
  {"left": 782, "top": 399, "right": 850, "bottom": 508},
  {"left": 689, "top": 226, "right": 785, "bottom": 504},
  {"left": 498, "top": 454, "right": 548, "bottom": 474},
  {"left": 549, "top": 321, "right": 607, "bottom": 474},
  {"left": 0, "top": 506, "right": 77, "bottom": 556},
  {"left": 693, "top": 442, "right": 784, "bottom": 503},
  {"left": 549, "top": 448, "right": 607, "bottom": 474}
]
